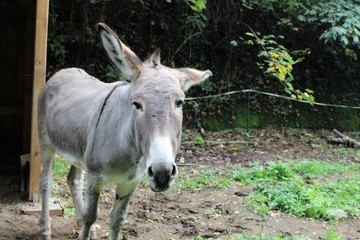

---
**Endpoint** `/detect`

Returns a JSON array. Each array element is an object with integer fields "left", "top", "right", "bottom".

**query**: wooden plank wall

[{"left": 29, "top": 0, "right": 49, "bottom": 201}]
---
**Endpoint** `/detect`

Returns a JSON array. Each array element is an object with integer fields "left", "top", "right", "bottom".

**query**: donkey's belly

[{"left": 57, "top": 149, "right": 87, "bottom": 170}]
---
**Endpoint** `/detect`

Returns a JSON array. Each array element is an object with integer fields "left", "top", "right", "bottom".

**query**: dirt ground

[{"left": 0, "top": 129, "right": 359, "bottom": 240}]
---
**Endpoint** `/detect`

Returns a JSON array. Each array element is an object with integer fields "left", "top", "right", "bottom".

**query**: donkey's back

[{"left": 38, "top": 68, "right": 128, "bottom": 165}]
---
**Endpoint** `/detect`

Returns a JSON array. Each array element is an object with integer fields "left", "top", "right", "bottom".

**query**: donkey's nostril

[
  {"left": 148, "top": 167, "right": 154, "bottom": 177},
  {"left": 171, "top": 165, "right": 177, "bottom": 176}
]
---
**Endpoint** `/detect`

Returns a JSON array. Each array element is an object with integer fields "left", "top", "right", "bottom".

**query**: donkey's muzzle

[{"left": 147, "top": 163, "right": 178, "bottom": 192}]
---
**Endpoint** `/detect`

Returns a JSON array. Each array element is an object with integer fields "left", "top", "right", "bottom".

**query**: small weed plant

[
  {"left": 325, "top": 227, "right": 343, "bottom": 240},
  {"left": 176, "top": 169, "right": 231, "bottom": 190},
  {"left": 194, "top": 134, "right": 206, "bottom": 145}
]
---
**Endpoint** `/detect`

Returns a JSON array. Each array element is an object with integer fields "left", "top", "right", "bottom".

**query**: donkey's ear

[
  {"left": 98, "top": 23, "right": 142, "bottom": 81},
  {"left": 176, "top": 68, "right": 213, "bottom": 92},
  {"left": 145, "top": 48, "right": 161, "bottom": 69}
]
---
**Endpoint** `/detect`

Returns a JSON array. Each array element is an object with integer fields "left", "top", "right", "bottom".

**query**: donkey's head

[{"left": 98, "top": 23, "right": 212, "bottom": 192}]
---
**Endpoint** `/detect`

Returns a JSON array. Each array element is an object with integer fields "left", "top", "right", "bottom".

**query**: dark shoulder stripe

[{"left": 95, "top": 83, "right": 125, "bottom": 128}]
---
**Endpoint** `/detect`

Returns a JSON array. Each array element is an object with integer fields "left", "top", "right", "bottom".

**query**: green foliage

[
  {"left": 194, "top": 134, "right": 205, "bottom": 145},
  {"left": 216, "top": 229, "right": 341, "bottom": 240},
  {"left": 241, "top": 0, "right": 306, "bottom": 13},
  {"left": 165, "top": 0, "right": 207, "bottom": 31},
  {"left": 241, "top": 31, "right": 314, "bottom": 103},
  {"left": 178, "top": 160, "right": 360, "bottom": 222},
  {"left": 45, "top": 0, "right": 360, "bottom": 130},
  {"left": 175, "top": 0, "right": 208, "bottom": 32},
  {"left": 355, "top": 149, "right": 360, "bottom": 159},
  {"left": 187, "top": 12, "right": 208, "bottom": 31},
  {"left": 187, "top": 233, "right": 308, "bottom": 240},
  {"left": 325, "top": 227, "right": 343, "bottom": 240},
  {"left": 52, "top": 155, "right": 76, "bottom": 220},
  {"left": 53, "top": 155, "right": 70, "bottom": 179},
  {"left": 299, "top": 0, "right": 360, "bottom": 59},
  {"left": 176, "top": 169, "right": 231, "bottom": 190},
  {"left": 165, "top": 0, "right": 207, "bottom": 12},
  {"left": 238, "top": 162, "right": 360, "bottom": 221},
  {"left": 187, "top": 230, "right": 343, "bottom": 240},
  {"left": 185, "top": 0, "right": 207, "bottom": 12},
  {"left": 335, "top": 147, "right": 350, "bottom": 157},
  {"left": 181, "top": 132, "right": 190, "bottom": 142},
  {"left": 232, "top": 162, "right": 294, "bottom": 184},
  {"left": 62, "top": 201, "right": 76, "bottom": 220},
  {"left": 288, "top": 159, "right": 359, "bottom": 178}
]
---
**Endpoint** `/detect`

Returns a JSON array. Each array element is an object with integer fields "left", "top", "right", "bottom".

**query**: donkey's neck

[{"left": 88, "top": 82, "right": 141, "bottom": 168}]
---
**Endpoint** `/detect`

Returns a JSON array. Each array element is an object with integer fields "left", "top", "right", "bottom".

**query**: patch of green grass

[
  {"left": 325, "top": 227, "right": 342, "bottom": 240},
  {"left": 335, "top": 147, "right": 350, "bottom": 157},
  {"left": 182, "top": 132, "right": 190, "bottom": 142},
  {"left": 176, "top": 169, "right": 231, "bottom": 190},
  {"left": 52, "top": 155, "right": 76, "bottom": 220},
  {"left": 177, "top": 160, "right": 360, "bottom": 222},
  {"left": 320, "top": 176, "right": 360, "bottom": 214},
  {"left": 186, "top": 228, "right": 343, "bottom": 239},
  {"left": 232, "top": 162, "right": 293, "bottom": 184},
  {"left": 62, "top": 200, "right": 76, "bottom": 220},
  {"left": 288, "top": 159, "right": 358, "bottom": 178},
  {"left": 186, "top": 233, "right": 307, "bottom": 240},
  {"left": 355, "top": 149, "right": 360, "bottom": 160},
  {"left": 234, "top": 162, "right": 359, "bottom": 221},
  {"left": 194, "top": 134, "right": 205, "bottom": 145},
  {"left": 234, "top": 162, "right": 360, "bottom": 221},
  {"left": 53, "top": 155, "right": 70, "bottom": 179}
]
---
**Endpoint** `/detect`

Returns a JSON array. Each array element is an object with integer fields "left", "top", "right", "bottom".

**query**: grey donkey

[{"left": 37, "top": 22, "right": 212, "bottom": 240}]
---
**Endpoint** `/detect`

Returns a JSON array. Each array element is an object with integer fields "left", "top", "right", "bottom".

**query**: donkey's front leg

[
  {"left": 39, "top": 149, "right": 55, "bottom": 240},
  {"left": 78, "top": 173, "right": 102, "bottom": 240},
  {"left": 108, "top": 184, "right": 138, "bottom": 240}
]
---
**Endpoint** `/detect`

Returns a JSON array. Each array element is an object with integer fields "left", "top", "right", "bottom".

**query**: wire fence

[
  {"left": 186, "top": 89, "right": 360, "bottom": 110},
  {"left": 185, "top": 89, "right": 360, "bottom": 131}
]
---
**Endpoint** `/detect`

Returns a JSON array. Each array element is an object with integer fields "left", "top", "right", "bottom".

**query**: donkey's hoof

[
  {"left": 38, "top": 234, "right": 51, "bottom": 240},
  {"left": 39, "top": 228, "right": 51, "bottom": 240},
  {"left": 90, "top": 230, "right": 97, "bottom": 239},
  {"left": 90, "top": 224, "right": 101, "bottom": 239}
]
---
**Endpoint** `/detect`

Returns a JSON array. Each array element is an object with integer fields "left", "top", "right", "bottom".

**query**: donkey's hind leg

[
  {"left": 38, "top": 147, "right": 55, "bottom": 240},
  {"left": 67, "top": 165, "right": 85, "bottom": 227}
]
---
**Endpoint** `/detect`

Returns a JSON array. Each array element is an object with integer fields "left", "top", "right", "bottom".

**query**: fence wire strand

[{"left": 185, "top": 89, "right": 360, "bottom": 110}]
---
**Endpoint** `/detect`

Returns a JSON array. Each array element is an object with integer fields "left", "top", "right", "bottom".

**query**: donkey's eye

[
  {"left": 175, "top": 99, "right": 184, "bottom": 108},
  {"left": 132, "top": 102, "right": 143, "bottom": 111}
]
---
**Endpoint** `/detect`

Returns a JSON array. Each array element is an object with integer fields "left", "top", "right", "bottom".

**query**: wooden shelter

[{"left": 0, "top": 0, "right": 48, "bottom": 200}]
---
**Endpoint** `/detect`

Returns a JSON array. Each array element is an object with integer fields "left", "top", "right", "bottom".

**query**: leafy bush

[
  {"left": 299, "top": 0, "right": 360, "bottom": 59},
  {"left": 240, "top": 32, "right": 314, "bottom": 103},
  {"left": 46, "top": 0, "right": 360, "bottom": 130}
]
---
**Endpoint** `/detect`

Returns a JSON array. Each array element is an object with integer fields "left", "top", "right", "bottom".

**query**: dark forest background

[{"left": 46, "top": 0, "right": 360, "bottom": 131}]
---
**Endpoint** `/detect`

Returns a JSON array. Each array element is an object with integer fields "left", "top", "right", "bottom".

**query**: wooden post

[{"left": 29, "top": 0, "right": 49, "bottom": 201}]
